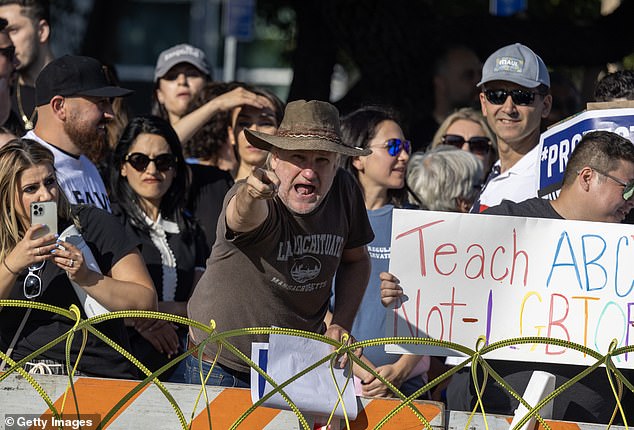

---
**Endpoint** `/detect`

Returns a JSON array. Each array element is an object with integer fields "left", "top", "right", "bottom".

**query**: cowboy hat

[{"left": 244, "top": 100, "right": 371, "bottom": 156}]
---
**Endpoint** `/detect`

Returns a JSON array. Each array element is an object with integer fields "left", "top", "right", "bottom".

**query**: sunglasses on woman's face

[
  {"left": 483, "top": 88, "right": 542, "bottom": 106},
  {"left": 442, "top": 134, "right": 491, "bottom": 155},
  {"left": 125, "top": 153, "right": 177, "bottom": 172},
  {"left": 375, "top": 138, "right": 412, "bottom": 157},
  {"left": 24, "top": 261, "right": 45, "bottom": 299}
]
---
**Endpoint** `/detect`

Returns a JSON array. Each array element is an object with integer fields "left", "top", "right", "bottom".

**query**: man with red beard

[{"left": 25, "top": 55, "right": 132, "bottom": 211}]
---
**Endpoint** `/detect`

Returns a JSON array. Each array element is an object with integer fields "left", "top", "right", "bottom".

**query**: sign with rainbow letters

[{"left": 387, "top": 209, "right": 634, "bottom": 368}]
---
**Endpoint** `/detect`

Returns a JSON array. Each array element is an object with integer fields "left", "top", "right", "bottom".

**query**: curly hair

[
  {"left": 181, "top": 81, "right": 241, "bottom": 162},
  {"left": 594, "top": 70, "right": 634, "bottom": 102}
]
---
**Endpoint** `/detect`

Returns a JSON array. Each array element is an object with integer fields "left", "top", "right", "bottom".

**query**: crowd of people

[{"left": 0, "top": 0, "right": 634, "bottom": 423}]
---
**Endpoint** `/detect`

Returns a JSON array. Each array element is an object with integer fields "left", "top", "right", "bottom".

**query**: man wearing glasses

[
  {"left": 448, "top": 131, "right": 634, "bottom": 422},
  {"left": 470, "top": 43, "right": 552, "bottom": 213},
  {"left": 383, "top": 131, "right": 634, "bottom": 421}
]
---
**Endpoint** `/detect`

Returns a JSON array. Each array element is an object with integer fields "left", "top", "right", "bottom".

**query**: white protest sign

[
  {"left": 250, "top": 334, "right": 358, "bottom": 419},
  {"left": 386, "top": 209, "right": 634, "bottom": 368}
]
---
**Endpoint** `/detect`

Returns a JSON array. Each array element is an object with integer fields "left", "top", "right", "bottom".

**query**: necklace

[{"left": 16, "top": 83, "right": 36, "bottom": 130}]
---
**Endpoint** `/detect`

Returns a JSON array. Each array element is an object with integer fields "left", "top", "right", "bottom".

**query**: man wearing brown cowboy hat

[{"left": 186, "top": 100, "right": 374, "bottom": 387}]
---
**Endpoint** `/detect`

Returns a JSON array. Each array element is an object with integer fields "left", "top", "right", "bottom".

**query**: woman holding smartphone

[
  {"left": 0, "top": 139, "right": 156, "bottom": 378},
  {"left": 110, "top": 115, "right": 208, "bottom": 382}
]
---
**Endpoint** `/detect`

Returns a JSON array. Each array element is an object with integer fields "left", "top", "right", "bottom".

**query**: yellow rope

[{"left": 1, "top": 299, "right": 633, "bottom": 430}]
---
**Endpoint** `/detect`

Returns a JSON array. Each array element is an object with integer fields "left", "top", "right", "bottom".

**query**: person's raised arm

[
  {"left": 226, "top": 167, "right": 279, "bottom": 233},
  {"left": 172, "top": 87, "right": 270, "bottom": 144}
]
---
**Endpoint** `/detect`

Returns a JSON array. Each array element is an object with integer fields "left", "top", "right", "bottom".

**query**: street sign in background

[
  {"left": 223, "top": 0, "right": 256, "bottom": 42},
  {"left": 490, "top": 0, "right": 527, "bottom": 16}
]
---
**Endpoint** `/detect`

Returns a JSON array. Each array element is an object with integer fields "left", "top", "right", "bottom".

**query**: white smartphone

[{"left": 31, "top": 201, "right": 58, "bottom": 240}]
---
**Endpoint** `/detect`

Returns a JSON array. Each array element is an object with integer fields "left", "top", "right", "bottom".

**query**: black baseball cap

[{"left": 35, "top": 55, "right": 133, "bottom": 106}]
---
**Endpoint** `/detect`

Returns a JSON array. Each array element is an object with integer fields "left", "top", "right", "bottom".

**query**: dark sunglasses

[
  {"left": 376, "top": 138, "right": 411, "bottom": 156},
  {"left": 590, "top": 167, "right": 634, "bottom": 201},
  {"left": 442, "top": 134, "right": 492, "bottom": 155},
  {"left": 483, "top": 88, "right": 543, "bottom": 106},
  {"left": 0, "top": 45, "right": 15, "bottom": 60},
  {"left": 161, "top": 68, "right": 205, "bottom": 81},
  {"left": 24, "top": 261, "right": 45, "bottom": 299},
  {"left": 125, "top": 153, "right": 177, "bottom": 172}
]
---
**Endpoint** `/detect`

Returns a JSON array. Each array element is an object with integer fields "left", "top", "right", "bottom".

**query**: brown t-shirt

[{"left": 188, "top": 168, "right": 374, "bottom": 373}]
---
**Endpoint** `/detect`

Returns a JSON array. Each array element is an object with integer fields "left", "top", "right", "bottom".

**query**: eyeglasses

[
  {"left": 125, "top": 153, "right": 177, "bottom": 172},
  {"left": 590, "top": 167, "right": 634, "bottom": 201},
  {"left": 373, "top": 138, "right": 411, "bottom": 156},
  {"left": 23, "top": 261, "right": 45, "bottom": 299},
  {"left": 442, "top": 134, "right": 492, "bottom": 155},
  {"left": 483, "top": 88, "right": 543, "bottom": 106},
  {"left": 0, "top": 45, "right": 15, "bottom": 61}
]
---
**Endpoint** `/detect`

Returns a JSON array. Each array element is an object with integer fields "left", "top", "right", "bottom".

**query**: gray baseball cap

[
  {"left": 478, "top": 43, "right": 550, "bottom": 89},
  {"left": 154, "top": 43, "right": 211, "bottom": 82}
]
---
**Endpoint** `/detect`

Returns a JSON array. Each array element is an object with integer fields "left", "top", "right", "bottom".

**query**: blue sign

[
  {"left": 223, "top": 0, "right": 256, "bottom": 41},
  {"left": 490, "top": 0, "right": 527, "bottom": 16},
  {"left": 537, "top": 108, "right": 634, "bottom": 198}
]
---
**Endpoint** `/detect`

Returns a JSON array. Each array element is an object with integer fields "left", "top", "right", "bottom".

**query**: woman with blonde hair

[
  {"left": 430, "top": 107, "right": 497, "bottom": 176},
  {"left": 0, "top": 139, "right": 156, "bottom": 378}
]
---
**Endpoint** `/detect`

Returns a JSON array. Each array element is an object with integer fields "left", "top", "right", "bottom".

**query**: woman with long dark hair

[
  {"left": 337, "top": 106, "right": 429, "bottom": 398},
  {"left": 110, "top": 115, "right": 208, "bottom": 382}
]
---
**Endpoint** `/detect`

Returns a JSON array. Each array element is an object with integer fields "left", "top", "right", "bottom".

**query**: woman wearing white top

[{"left": 110, "top": 115, "right": 208, "bottom": 382}]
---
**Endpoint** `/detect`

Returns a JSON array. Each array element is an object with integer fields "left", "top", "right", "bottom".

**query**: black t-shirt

[
  {"left": 483, "top": 197, "right": 564, "bottom": 219},
  {"left": 0, "top": 206, "right": 140, "bottom": 379},
  {"left": 186, "top": 163, "right": 233, "bottom": 249},
  {"left": 10, "top": 84, "right": 36, "bottom": 131},
  {"left": 446, "top": 197, "right": 634, "bottom": 423},
  {"left": 189, "top": 168, "right": 375, "bottom": 373},
  {"left": 3, "top": 110, "right": 25, "bottom": 137}
]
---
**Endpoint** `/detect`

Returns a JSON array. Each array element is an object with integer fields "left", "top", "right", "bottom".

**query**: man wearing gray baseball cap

[{"left": 470, "top": 43, "right": 552, "bottom": 213}]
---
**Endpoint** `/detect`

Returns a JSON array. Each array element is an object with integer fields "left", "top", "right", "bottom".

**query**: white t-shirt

[
  {"left": 25, "top": 130, "right": 111, "bottom": 212},
  {"left": 472, "top": 143, "right": 540, "bottom": 212}
]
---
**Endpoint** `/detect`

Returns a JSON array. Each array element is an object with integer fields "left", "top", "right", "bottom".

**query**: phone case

[{"left": 31, "top": 201, "right": 58, "bottom": 240}]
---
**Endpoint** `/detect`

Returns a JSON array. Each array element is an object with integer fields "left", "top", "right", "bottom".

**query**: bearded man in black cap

[
  {"left": 187, "top": 99, "right": 374, "bottom": 387},
  {"left": 26, "top": 55, "right": 132, "bottom": 212}
]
